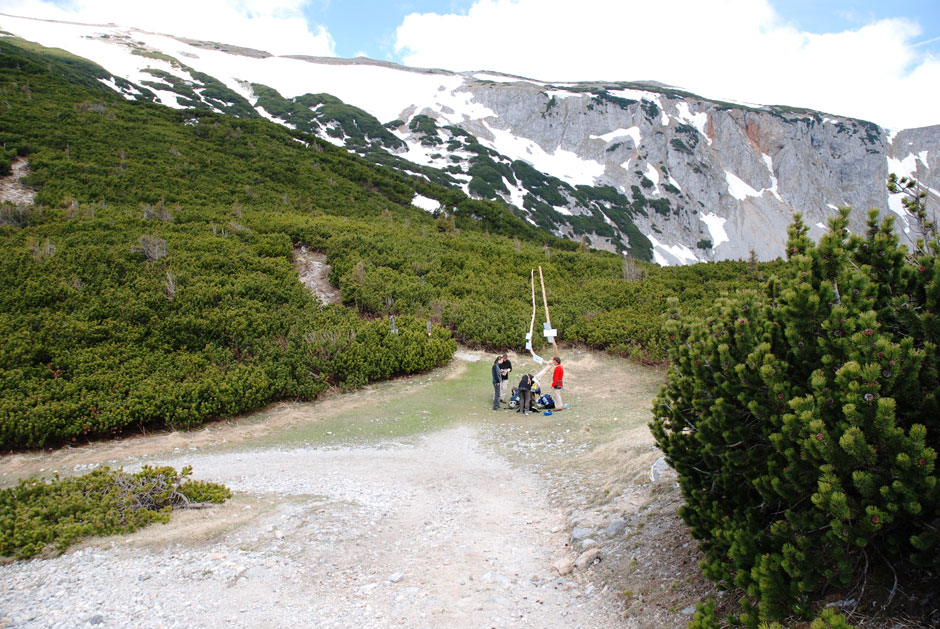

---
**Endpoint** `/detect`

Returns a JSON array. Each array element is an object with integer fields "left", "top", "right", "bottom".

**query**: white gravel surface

[{"left": 0, "top": 426, "right": 630, "bottom": 628}]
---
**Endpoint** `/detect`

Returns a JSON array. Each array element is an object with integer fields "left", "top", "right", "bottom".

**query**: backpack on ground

[{"left": 508, "top": 387, "right": 520, "bottom": 409}]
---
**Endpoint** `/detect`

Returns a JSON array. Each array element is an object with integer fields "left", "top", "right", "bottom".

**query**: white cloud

[
  {"left": 394, "top": 0, "right": 940, "bottom": 129},
  {"left": 1, "top": 0, "right": 335, "bottom": 57}
]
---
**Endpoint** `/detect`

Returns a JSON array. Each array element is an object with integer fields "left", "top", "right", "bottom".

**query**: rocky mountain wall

[
  {"left": 2, "top": 13, "right": 937, "bottom": 264},
  {"left": 452, "top": 79, "right": 938, "bottom": 261}
]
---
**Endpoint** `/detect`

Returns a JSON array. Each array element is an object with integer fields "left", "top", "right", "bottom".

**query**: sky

[{"left": 1, "top": 0, "right": 938, "bottom": 129}]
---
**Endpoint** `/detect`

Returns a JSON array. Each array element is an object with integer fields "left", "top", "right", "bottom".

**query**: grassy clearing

[
  {"left": 246, "top": 350, "right": 665, "bottom": 456},
  {"left": 0, "top": 349, "right": 667, "bottom": 495}
]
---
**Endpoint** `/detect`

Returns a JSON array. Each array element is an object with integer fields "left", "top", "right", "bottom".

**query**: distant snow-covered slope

[{"left": 2, "top": 13, "right": 938, "bottom": 264}]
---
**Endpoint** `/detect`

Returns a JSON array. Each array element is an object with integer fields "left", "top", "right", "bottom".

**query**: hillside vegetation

[{"left": 0, "top": 37, "right": 770, "bottom": 449}]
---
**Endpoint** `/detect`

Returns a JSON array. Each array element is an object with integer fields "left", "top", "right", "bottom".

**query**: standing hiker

[
  {"left": 498, "top": 354, "right": 513, "bottom": 403},
  {"left": 491, "top": 355, "right": 503, "bottom": 411},
  {"left": 551, "top": 356, "right": 565, "bottom": 409}
]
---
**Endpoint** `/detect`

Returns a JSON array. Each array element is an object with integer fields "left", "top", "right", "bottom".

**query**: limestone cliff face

[{"left": 426, "top": 78, "right": 939, "bottom": 263}]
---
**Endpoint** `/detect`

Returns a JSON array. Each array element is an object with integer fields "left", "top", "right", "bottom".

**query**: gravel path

[{"left": 0, "top": 426, "right": 630, "bottom": 628}]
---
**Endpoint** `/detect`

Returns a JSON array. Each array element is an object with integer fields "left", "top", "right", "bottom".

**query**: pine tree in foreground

[{"left": 651, "top": 181, "right": 938, "bottom": 624}]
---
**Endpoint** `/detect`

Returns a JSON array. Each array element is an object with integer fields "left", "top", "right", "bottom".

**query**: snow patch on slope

[
  {"left": 725, "top": 171, "right": 761, "bottom": 200},
  {"left": 700, "top": 213, "right": 729, "bottom": 247},
  {"left": 472, "top": 72, "right": 531, "bottom": 84},
  {"left": 317, "top": 122, "right": 346, "bottom": 147},
  {"left": 97, "top": 77, "right": 134, "bottom": 100},
  {"left": 889, "top": 153, "right": 919, "bottom": 180},
  {"left": 412, "top": 194, "right": 441, "bottom": 213},
  {"left": 397, "top": 136, "right": 447, "bottom": 167},
  {"left": 607, "top": 88, "right": 659, "bottom": 102},
  {"left": 647, "top": 234, "right": 699, "bottom": 266},
  {"left": 887, "top": 153, "right": 920, "bottom": 221},
  {"left": 544, "top": 89, "right": 583, "bottom": 100},
  {"left": 644, "top": 163, "right": 660, "bottom": 194},
  {"left": 725, "top": 164, "right": 783, "bottom": 202},
  {"left": 761, "top": 154, "right": 782, "bottom": 200},
  {"left": 591, "top": 126, "right": 642, "bottom": 147},
  {"left": 675, "top": 102, "right": 709, "bottom": 145},
  {"left": 483, "top": 123, "right": 604, "bottom": 187},
  {"left": 430, "top": 89, "right": 498, "bottom": 127},
  {"left": 503, "top": 180, "right": 527, "bottom": 210}
]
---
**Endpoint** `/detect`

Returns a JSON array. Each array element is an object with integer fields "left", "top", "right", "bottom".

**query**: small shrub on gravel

[{"left": 0, "top": 465, "right": 231, "bottom": 559}]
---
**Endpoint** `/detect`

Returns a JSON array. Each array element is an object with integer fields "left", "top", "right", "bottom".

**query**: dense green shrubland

[
  {"left": 0, "top": 465, "right": 230, "bottom": 558},
  {"left": 0, "top": 205, "right": 456, "bottom": 447},
  {"left": 652, "top": 207, "right": 939, "bottom": 624},
  {"left": 0, "top": 37, "right": 769, "bottom": 448}
]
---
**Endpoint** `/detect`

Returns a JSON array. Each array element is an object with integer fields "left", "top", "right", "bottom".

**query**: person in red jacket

[{"left": 551, "top": 356, "right": 565, "bottom": 409}]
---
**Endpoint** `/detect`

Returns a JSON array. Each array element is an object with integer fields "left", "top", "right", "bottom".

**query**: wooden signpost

[
  {"left": 525, "top": 266, "right": 558, "bottom": 364},
  {"left": 538, "top": 266, "right": 558, "bottom": 359}
]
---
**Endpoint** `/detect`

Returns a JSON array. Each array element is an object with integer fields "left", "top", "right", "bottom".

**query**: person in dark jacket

[
  {"left": 498, "top": 354, "right": 512, "bottom": 403},
  {"left": 516, "top": 373, "right": 533, "bottom": 415},
  {"left": 491, "top": 355, "right": 503, "bottom": 411}
]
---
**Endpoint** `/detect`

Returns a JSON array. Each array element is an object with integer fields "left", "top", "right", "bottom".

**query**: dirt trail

[
  {"left": 293, "top": 247, "right": 342, "bottom": 305},
  {"left": 0, "top": 350, "right": 713, "bottom": 628},
  {"left": 0, "top": 158, "right": 35, "bottom": 205}
]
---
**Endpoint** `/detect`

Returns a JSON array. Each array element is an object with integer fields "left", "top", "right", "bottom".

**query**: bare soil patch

[
  {"left": 0, "top": 158, "right": 36, "bottom": 205},
  {"left": 293, "top": 247, "right": 341, "bottom": 305}
]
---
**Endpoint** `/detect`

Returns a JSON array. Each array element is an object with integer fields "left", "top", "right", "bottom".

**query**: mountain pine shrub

[
  {"left": 0, "top": 465, "right": 230, "bottom": 559},
  {"left": 651, "top": 202, "right": 939, "bottom": 623}
]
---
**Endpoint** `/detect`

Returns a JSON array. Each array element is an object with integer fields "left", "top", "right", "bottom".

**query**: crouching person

[{"left": 516, "top": 373, "right": 533, "bottom": 415}]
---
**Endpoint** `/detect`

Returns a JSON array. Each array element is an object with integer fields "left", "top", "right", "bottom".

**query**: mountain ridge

[{"left": 1, "top": 12, "right": 937, "bottom": 264}]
